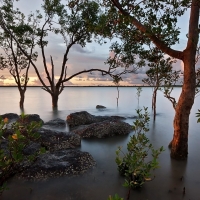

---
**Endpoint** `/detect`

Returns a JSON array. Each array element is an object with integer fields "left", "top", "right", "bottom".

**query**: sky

[{"left": 0, "top": 0, "right": 197, "bottom": 86}]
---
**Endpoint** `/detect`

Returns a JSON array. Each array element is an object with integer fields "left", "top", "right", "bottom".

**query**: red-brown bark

[{"left": 111, "top": 0, "right": 199, "bottom": 159}]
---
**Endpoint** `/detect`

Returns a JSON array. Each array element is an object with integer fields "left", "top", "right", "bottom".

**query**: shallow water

[{"left": 1, "top": 86, "right": 200, "bottom": 200}]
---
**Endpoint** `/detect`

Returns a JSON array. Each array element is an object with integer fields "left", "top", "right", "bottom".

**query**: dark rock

[
  {"left": 72, "top": 120, "right": 132, "bottom": 138},
  {"left": 66, "top": 111, "right": 96, "bottom": 128},
  {"left": 44, "top": 118, "right": 66, "bottom": 127},
  {"left": 0, "top": 139, "right": 9, "bottom": 154},
  {"left": 96, "top": 105, "right": 106, "bottom": 109},
  {"left": 1, "top": 113, "right": 19, "bottom": 122},
  {"left": 17, "top": 114, "right": 44, "bottom": 125},
  {"left": 23, "top": 142, "right": 42, "bottom": 156},
  {"left": 2, "top": 128, "right": 15, "bottom": 138},
  {"left": 111, "top": 115, "right": 126, "bottom": 120},
  {"left": 38, "top": 128, "right": 81, "bottom": 151},
  {"left": 19, "top": 149, "right": 96, "bottom": 180},
  {"left": 66, "top": 111, "right": 126, "bottom": 128}
]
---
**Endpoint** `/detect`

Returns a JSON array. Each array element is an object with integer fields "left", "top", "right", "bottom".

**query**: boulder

[
  {"left": 0, "top": 113, "right": 19, "bottom": 121},
  {"left": 38, "top": 128, "right": 81, "bottom": 151},
  {"left": 111, "top": 115, "right": 126, "bottom": 120},
  {"left": 23, "top": 142, "right": 42, "bottom": 156},
  {"left": 19, "top": 149, "right": 96, "bottom": 180},
  {"left": 66, "top": 111, "right": 126, "bottom": 128},
  {"left": 72, "top": 120, "right": 132, "bottom": 138},
  {"left": 96, "top": 105, "right": 106, "bottom": 109},
  {"left": 17, "top": 114, "right": 44, "bottom": 125},
  {"left": 44, "top": 118, "right": 66, "bottom": 127}
]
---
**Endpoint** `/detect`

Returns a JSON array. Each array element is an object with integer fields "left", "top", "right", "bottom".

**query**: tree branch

[
  {"left": 111, "top": 0, "right": 184, "bottom": 60},
  {"left": 60, "top": 69, "right": 111, "bottom": 84}
]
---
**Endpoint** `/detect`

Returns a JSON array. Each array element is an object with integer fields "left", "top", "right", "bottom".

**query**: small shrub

[
  {"left": 108, "top": 194, "right": 123, "bottom": 200},
  {"left": 0, "top": 114, "right": 45, "bottom": 194},
  {"left": 116, "top": 107, "right": 164, "bottom": 189}
]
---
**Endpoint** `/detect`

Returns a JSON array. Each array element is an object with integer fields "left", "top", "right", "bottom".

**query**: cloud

[
  {"left": 72, "top": 44, "right": 95, "bottom": 54},
  {"left": 0, "top": 75, "right": 6, "bottom": 80},
  {"left": 64, "top": 80, "right": 74, "bottom": 86},
  {"left": 93, "top": 77, "right": 113, "bottom": 81}
]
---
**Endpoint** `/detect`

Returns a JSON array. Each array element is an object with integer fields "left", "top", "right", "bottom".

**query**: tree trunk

[
  {"left": 19, "top": 89, "right": 25, "bottom": 109},
  {"left": 170, "top": 2, "right": 199, "bottom": 159},
  {"left": 152, "top": 89, "right": 154, "bottom": 110},
  {"left": 170, "top": 50, "right": 196, "bottom": 159},
  {"left": 153, "top": 88, "right": 157, "bottom": 121},
  {"left": 117, "top": 86, "right": 119, "bottom": 107},
  {"left": 51, "top": 92, "right": 59, "bottom": 108}
]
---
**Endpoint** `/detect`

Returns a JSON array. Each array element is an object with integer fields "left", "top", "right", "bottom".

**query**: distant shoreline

[{"left": 0, "top": 85, "right": 184, "bottom": 88}]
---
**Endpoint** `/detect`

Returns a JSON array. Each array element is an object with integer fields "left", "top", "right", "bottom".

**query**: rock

[
  {"left": 44, "top": 118, "right": 66, "bottom": 127},
  {"left": 17, "top": 114, "right": 44, "bottom": 125},
  {"left": 66, "top": 111, "right": 126, "bottom": 128},
  {"left": 38, "top": 128, "right": 81, "bottom": 151},
  {"left": 1, "top": 113, "right": 19, "bottom": 122},
  {"left": 2, "top": 128, "right": 15, "bottom": 138},
  {"left": 66, "top": 111, "right": 96, "bottom": 128},
  {"left": 19, "top": 149, "right": 96, "bottom": 180},
  {"left": 23, "top": 142, "right": 42, "bottom": 156},
  {"left": 96, "top": 105, "right": 106, "bottom": 109},
  {"left": 72, "top": 120, "right": 132, "bottom": 138},
  {"left": 111, "top": 115, "right": 126, "bottom": 120}
]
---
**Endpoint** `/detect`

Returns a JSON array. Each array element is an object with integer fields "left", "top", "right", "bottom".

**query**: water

[{"left": 1, "top": 86, "right": 200, "bottom": 200}]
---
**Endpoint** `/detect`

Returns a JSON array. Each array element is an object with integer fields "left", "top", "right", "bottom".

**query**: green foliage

[
  {"left": 142, "top": 47, "right": 180, "bottom": 88},
  {"left": 0, "top": 114, "right": 44, "bottom": 194},
  {"left": 196, "top": 109, "right": 200, "bottom": 123},
  {"left": 142, "top": 47, "right": 181, "bottom": 114},
  {"left": 108, "top": 194, "right": 123, "bottom": 200},
  {"left": 99, "top": 0, "right": 190, "bottom": 78},
  {"left": 116, "top": 107, "right": 164, "bottom": 189}
]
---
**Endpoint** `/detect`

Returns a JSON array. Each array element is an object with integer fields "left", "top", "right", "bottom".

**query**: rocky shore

[{"left": 0, "top": 111, "right": 133, "bottom": 181}]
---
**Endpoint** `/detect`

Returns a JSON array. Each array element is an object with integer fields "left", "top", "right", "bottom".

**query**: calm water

[{"left": 1, "top": 86, "right": 200, "bottom": 200}]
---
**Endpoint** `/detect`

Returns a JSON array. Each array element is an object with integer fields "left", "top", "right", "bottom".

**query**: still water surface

[{"left": 1, "top": 87, "right": 200, "bottom": 200}]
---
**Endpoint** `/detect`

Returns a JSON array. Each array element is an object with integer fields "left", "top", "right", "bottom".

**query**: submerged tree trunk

[
  {"left": 117, "top": 86, "right": 119, "bottom": 107},
  {"left": 170, "top": 50, "right": 196, "bottom": 159},
  {"left": 51, "top": 93, "right": 59, "bottom": 108},
  {"left": 170, "top": 2, "right": 198, "bottom": 159},
  {"left": 152, "top": 88, "right": 158, "bottom": 121},
  {"left": 19, "top": 88, "right": 25, "bottom": 109},
  {"left": 51, "top": 86, "right": 60, "bottom": 108}
]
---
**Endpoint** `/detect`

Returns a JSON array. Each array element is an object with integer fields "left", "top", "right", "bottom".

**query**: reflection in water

[
  {"left": 168, "top": 159, "right": 187, "bottom": 198},
  {"left": 1, "top": 87, "right": 200, "bottom": 200}
]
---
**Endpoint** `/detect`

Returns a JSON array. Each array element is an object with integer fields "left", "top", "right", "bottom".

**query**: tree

[
  {"left": 105, "top": 40, "right": 146, "bottom": 107},
  {"left": 113, "top": 75, "right": 122, "bottom": 107},
  {"left": 0, "top": 0, "right": 134, "bottom": 108},
  {"left": 102, "top": 0, "right": 199, "bottom": 159},
  {"left": 142, "top": 47, "right": 180, "bottom": 120},
  {"left": 0, "top": 2, "right": 37, "bottom": 108}
]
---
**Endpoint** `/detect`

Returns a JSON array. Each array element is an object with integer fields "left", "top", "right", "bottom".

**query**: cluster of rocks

[
  {"left": 0, "top": 110, "right": 132, "bottom": 181},
  {"left": 67, "top": 111, "right": 131, "bottom": 138}
]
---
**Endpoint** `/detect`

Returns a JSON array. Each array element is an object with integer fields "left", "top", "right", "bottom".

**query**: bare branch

[{"left": 60, "top": 69, "right": 111, "bottom": 84}]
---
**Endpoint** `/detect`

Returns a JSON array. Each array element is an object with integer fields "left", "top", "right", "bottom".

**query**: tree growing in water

[
  {"left": 142, "top": 47, "right": 180, "bottom": 120},
  {"left": 0, "top": 3, "right": 37, "bottom": 108},
  {"left": 136, "top": 86, "right": 142, "bottom": 106},
  {"left": 101, "top": 0, "right": 199, "bottom": 159},
  {"left": 113, "top": 75, "right": 122, "bottom": 107},
  {"left": 0, "top": 0, "right": 133, "bottom": 108}
]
